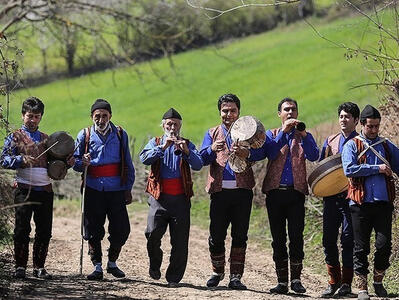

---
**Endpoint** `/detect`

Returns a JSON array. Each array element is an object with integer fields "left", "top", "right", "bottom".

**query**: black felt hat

[
  {"left": 360, "top": 105, "right": 380, "bottom": 122},
  {"left": 91, "top": 99, "right": 112, "bottom": 114},
  {"left": 162, "top": 108, "right": 182, "bottom": 120}
]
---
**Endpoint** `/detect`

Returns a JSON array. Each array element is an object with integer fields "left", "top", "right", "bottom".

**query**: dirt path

[{"left": 1, "top": 209, "right": 329, "bottom": 300}]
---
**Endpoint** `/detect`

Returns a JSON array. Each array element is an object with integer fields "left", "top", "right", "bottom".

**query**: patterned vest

[
  {"left": 205, "top": 125, "right": 255, "bottom": 194},
  {"left": 13, "top": 129, "right": 48, "bottom": 168},
  {"left": 262, "top": 128, "right": 308, "bottom": 195},
  {"left": 145, "top": 137, "right": 194, "bottom": 200},
  {"left": 347, "top": 137, "right": 395, "bottom": 204},
  {"left": 324, "top": 133, "right": 341, "bottom": 158}
]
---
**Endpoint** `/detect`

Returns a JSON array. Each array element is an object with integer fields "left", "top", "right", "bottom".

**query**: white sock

[{"left": 107, "top": 261, "right": 117, "bottom": 269}]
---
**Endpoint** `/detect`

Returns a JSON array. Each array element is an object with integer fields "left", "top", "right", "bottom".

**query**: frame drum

[
  {"left": 308, "top": 154, "right": 348, "bottom": 197},
  {"left": 46, "top": 131, "right": 75, "bottom": 159},
  {"left": 48, "top": 160, "right": 68, "bottom": 180}
]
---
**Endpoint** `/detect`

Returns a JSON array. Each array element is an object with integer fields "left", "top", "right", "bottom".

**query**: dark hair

[
  {"left": 278, "top": 97, "right": 298, "bottom": 112},
  {"left": 338, "top": 102, "right": 360, "bottom": 119},
  {"left": 217, "top": 93, "right": 240, "bottom": 111},
  {"left": 21, "top": 96, "right": 44, "bottom": 115}
]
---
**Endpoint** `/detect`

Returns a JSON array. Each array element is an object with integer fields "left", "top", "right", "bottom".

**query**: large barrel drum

[
  {"left": 308, "top": 154, "right": 349, "bottom": 197},
  {"left": 230, "top": 116, "right": 266, "bottom": 149},
  {"left": 46, "top": 131, "right": 74, "bottom": 160}
]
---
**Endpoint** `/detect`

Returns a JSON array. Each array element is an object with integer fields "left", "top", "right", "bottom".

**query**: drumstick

[{"left": 35, "top": 141, "right": 59, "bottom": 159}]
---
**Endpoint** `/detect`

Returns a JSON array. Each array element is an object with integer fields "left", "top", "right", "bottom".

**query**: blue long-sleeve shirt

[
  {"left": 200, "top": 125, "right": 288, "bottom": 180},
  {"left": 319, "top": 131, "right": 358, "bottom": 161},
  {"left": 73, "top": 123, "right": 135, "bottom": 192},
  {"left": 342, "top": 133, "right": 399, "bottom": 204},
  {"left": 139, "top": 135, "right": 203, "bottom": 177},
  {"left": 269, "top": 129, "right": 319, "bottom": 186},
  {"left": 1, "top": 125, "right": 42, "bottom": 169}
]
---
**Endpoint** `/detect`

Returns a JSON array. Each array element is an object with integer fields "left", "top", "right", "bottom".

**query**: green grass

[{"left": 2, "top": 15, "right": 382, "bottom": 149}]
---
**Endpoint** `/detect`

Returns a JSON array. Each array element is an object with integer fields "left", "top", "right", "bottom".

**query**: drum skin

[
  {"left": 230, "top": 116, "right": 266, "bottom": 149},
  {"left": 308, "top": 154, "right": 348, "bottom": 197},
  {"left": 48, "top": 160, "right": 68, "bottom": 180},
  {"left": 46, "top": 131, "right": 74, "bottom": 159}
]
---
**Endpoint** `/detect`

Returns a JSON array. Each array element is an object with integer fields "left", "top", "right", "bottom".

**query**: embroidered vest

[
  {"left": 145, "top": 137, "right": 194, "bottom": 200},
  {"left": 347, "top": 138, "right": 395, "bottom": 204},
  {"left": 13, "top": 129, "right": 48, "bottom": 168},
  {"left": 205, "top": 125, "right": 255, "bottom": 194},
  {"left": 324, "top": 133, "right": 341, "bottom": 158},
  {"left": 262, "top": 128, "right": 308, "bottom": 195}
]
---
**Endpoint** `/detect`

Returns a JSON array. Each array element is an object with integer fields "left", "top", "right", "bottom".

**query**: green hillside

[{"left": 4, "top": 15, "right": 380, "bottom": 148}]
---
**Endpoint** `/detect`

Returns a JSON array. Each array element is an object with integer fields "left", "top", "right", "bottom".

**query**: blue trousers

[{"left": 322, "top": 194, "right": 354, "bottom": 268}]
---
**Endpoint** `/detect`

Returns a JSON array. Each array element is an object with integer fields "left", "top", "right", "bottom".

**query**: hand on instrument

[
  {"left": 161, "top": 136, "right": 176, "bottom": 151},
  {"left": 82, "top": 153, "right": 91, "bottom": 167},
  {"left": 66, "top": 154, "right": 76, "bottom": 167},
  {"left": 232, "top": 142, "right": 249, "bottom": 159},
  {"left": 282, "top": 119, "right": 307, "bottom": 137},
  {"left": 379, "top": 164, "right": 393, "bottom": 177},
  {"left": 22, "top": 155, "right": 37, "bottom": 167},
  {"left": 211, "top": 140, "right": 226, "bottom": 152},
  {"left": 175, "top": 139, "right": 189, "bottom": 156},
  {"left": 125, "top": 190, "right": 133, "bottom": 205}
]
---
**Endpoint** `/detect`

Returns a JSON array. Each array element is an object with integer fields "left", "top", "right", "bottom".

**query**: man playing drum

[
  {"left": 73, "top": 99, "right": 135, "bottom": 280},
  {"left": 262, "top": 97, "right": 319, "bottom": 294},
  {"left": 140, "top": 108, "right": 202, "bottom": 287},
  {"left": 200, "top": 94, "right": 287, "bottom": 290},
  {"left": 1, "top": 97, "right": 74, "bottom": 279},
  {"left": 342, "top": 105, "right": 399, "bottom": 300},
  {"left": 319, "top": 102, "right": 359, "bottom": 298}
]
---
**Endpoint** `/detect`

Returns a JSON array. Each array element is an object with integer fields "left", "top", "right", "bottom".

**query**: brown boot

[
  {"left": 270, "top": 259, "right": 289, "bottom": 294},
  {"left": 373, "top": 269, "right": 387, "bottom": 297},
  {"left": 207, "top": 252, "right": 225, "bottom": 287},
  {"left": 14, "top": 242, "right": 29, "bottom": 269},
  {"left": 229, "top": 247, "right": 246, "bottom": 290},
  {"left": 321, "top": 264, "right": 341, "bottom": 297},
  {"left": 355, "top": 273, "right": 369, "bottom": 299},
  {"left": 88, "top": 240, "right": 102, "bottom": 265},
  {"left": 32, "top": 241, "right": 49, "bottom": 269}
]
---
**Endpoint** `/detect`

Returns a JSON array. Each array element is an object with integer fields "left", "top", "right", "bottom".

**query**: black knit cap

[
  {"left": 91, "top": 99, "right": 112, "bottom": 114},
  {"left": 162, "top": 108, "right": 182, "bottom": 120},
  {"left": 360, "top": 104, "right": 380, "bottom": 122}
]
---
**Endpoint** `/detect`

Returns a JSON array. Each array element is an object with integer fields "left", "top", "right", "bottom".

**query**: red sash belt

[
  {"left": 161, "top": 178, "right": 184, "bottom": 195},
  {"left": 88, "top": 163, "right": 120, "bottom": 177}
]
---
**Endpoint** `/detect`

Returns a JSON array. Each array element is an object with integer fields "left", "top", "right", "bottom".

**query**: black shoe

[
  {"left": 321, "top": 283, "right": 340, "bottom": 298},
  {"left": 87, "top": 270, "right": 104, "bottom": 280},
  {"left": 106, "top": 266, "right": 125, "bottom": 278},
  {"left": 291, "top": 280, "right": 306, "bottom": 293},
  {"left": 167, "top": 282, "right": 179, "bottom": 288},
  {"left": 228, "top": 278, "right": 247, "bottom": 290},
  {"left": 337, "top": 283, "right": 352, "bottom": 296},
  {"left": 373, "top": 283, "right": 388, "bottom": 297},
  {"left": 33, "top": 268, "right": 52, "bottom": 280},
  {"left": 206, "top": 273, "right": 224, "bottom": 287},
  {"left": 270, "top": 283, "right": 288, "bottom": 294},
  {"left": 149, "top": 268, "right": 161, "bottom": 280},
  {"left": 14, "top": 267, "right": 26, "bottom": 279}
]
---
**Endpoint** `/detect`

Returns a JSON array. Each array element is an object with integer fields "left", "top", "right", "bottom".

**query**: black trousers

[
  {"left": 350, "top": 202, "right": 393, "bottom": 275},
  {"left": 322, "top": 194, "right": 354, "bottom": 268},
  {"left": 14, "top": 187, "right": 54, "bottom": 245},
  {"left": 145, "top": 194, "right": 190, "bottom": 283},
  {"left": 266, "top": 189, "right": 305, "bottom": 262},
  {"left": 208, "top": 189, "right": 253, "bottom": 254},
  {"left": 84, "top": 187, "right": 130, "bottom": 263}
]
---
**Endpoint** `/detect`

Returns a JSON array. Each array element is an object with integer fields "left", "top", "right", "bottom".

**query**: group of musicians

[{"left": 1, "top": 95, "right": 397, "bottom": 300}]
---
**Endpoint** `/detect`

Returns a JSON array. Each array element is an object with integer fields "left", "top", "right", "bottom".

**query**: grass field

[{"left": 3, "top": 14, "right": 381, "bottom": 149}]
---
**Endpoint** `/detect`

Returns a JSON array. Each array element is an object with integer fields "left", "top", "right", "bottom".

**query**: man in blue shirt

[
  {"left": 140, "top": 108, "right": 202, "bottom": 287},
  {"left": 1, "top": 97, "right": 74, "bottom": 279},
  {"left": 73, "top": 99, "right": 135, "bottom": 280},
  {"left": 342, "top": 105, "right": 399, "bottom": 300},
  {"left": 319, "top": 102, "right": 359, "bottom": 298},
  {"left": 262, "top": 97, "right": 319, "bottom": 295}
]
